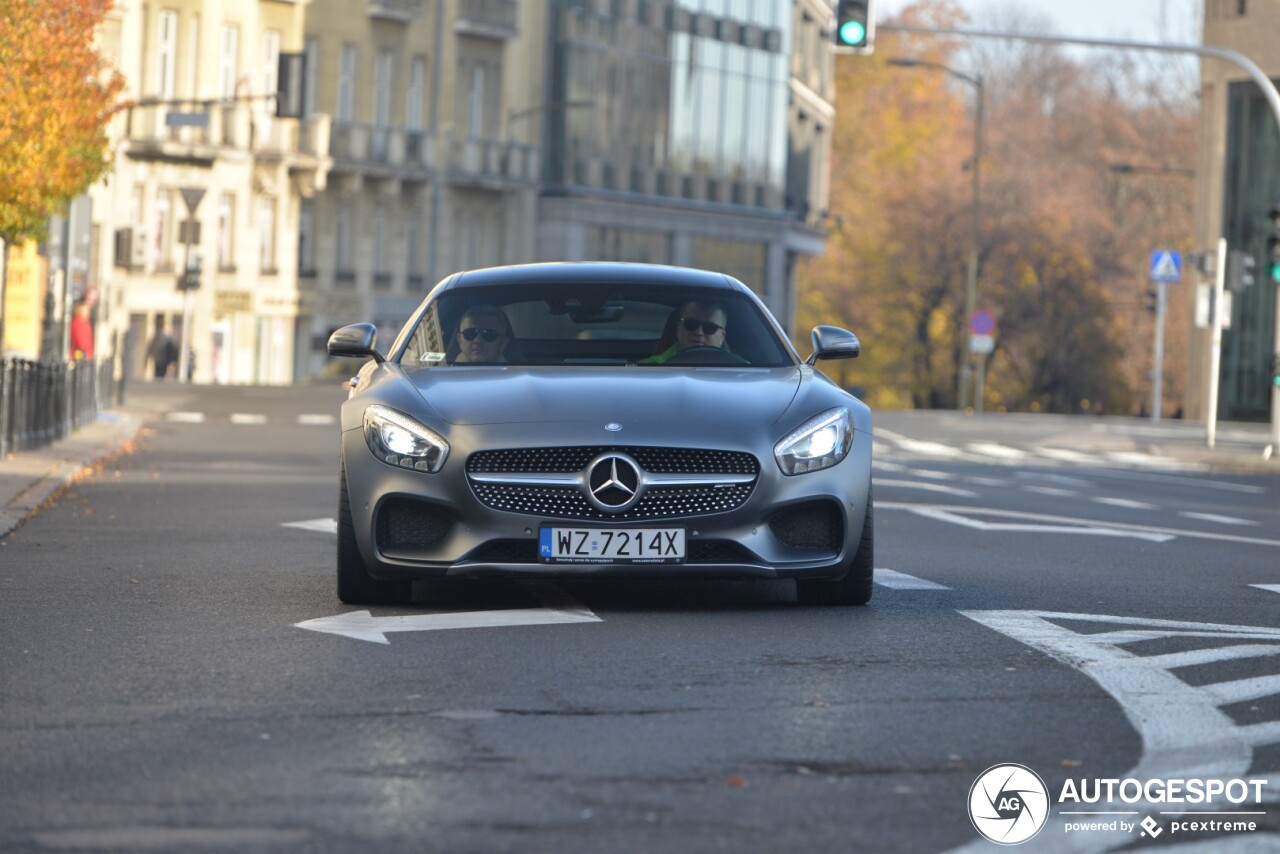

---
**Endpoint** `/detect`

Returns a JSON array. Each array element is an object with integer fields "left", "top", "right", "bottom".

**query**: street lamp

[{"left": 888, "top": 57, "right": 985, "bottom": 412}]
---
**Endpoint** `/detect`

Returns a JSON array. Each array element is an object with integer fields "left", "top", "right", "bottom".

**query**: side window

[{"left": 404, "top": 304, "right": 447, "bottom": 364}]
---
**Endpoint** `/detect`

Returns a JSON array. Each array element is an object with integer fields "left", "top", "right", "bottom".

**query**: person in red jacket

[{"left": 69, "top": 299, "right": 94, "bottom": 361}]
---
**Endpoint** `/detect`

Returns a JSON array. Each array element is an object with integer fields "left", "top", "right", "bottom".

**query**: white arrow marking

[
  {"left": 282, "top": 518, "right": 338, "bottom": 534},
  {"left": 879, "top": 502, "right": 1280, "bottom": 548},
  {"left": 1251, "top": 584, "right": 1280, "bottom": 596},
  {"left": 901, "top": 505, "right": 1173, "bottom": 542},
  {"left": 294, "top": 582, "right": 601, "bottom": 644}
]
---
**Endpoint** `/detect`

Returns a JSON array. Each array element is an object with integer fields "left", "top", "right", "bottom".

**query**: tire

[
  {"left": 796, "top": 493, "right": 874, "bottom": 607},
  {"left": 338, "top": 463, "right": 411, "bottom": 606}
]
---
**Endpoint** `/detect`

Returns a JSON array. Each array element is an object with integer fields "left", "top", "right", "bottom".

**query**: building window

[
  {"left": 406, "top": 211, "right": 422, "bottom": 282},
  {"left": 258, "top": 197, "right": 276, "bottom": 273},
  {"left": 337, "top": 44, "right": 357, "bottom": 123},
  {"left": 154, "top": 187, "right": 174, "bottom": 270},
  {"left": 303, "top": 39, "right": 319, "bottom": 118},
  {"left": 219, "top": 24, "right": 239, "bottom": 100},
  {"left": 373, "top": 204, "right": 388, "bottom": 282},
  {"left": 185, "top": 15, "right": 200, "bottom": 98},
  {"left": 468, "top": 63, "right": 485, "bottom": 137},
  {"left": 298, "top": 200, "right": 314, "bottom": 275},
  {"left": 335, "top": 203, "right": 353, "bottom": 275},
  {"left": 375, "top": 50, "right": 394, "bottom": 128},
  {"left": 261, "top": 30, "right": 281, "bottom": 126},
  {"left": 156, "top": 9, "right": 177, "bottom": 112},
  {"left": 407, "top": 55, "right": 426, "bottom": 132},
  {"left": 216, "top": 193, "right": 235, "bottom": 270}
]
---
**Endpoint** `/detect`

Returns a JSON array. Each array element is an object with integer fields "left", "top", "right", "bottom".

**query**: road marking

[
  {"left": 298, "top": 414, "right": 336, "bottom": 426},
  {"left": 872, "top": 459, "right": 906, "bottom": 472},
  {"left": 1179, "top": 511, "right": 1259, "bottom": 527},
  {"left": 1087, "top": 468, "right": 1265, "bottom": 494},
  {"left": 954, "top": 610, "right": 1280, "bottom": 852},
  {"left": 968, "top": 442, "right": 1026, "bottom": 459},
  {"left": 1023, "top": 485, "right": 1078, "bottom": 497},
  {"left": 964, "top": 476, "right": 1008, "bottom": 487},
  {"left": 880, "top": 502, "right": 1280, "bottom": 548},
  {"left": 1104, "top": 450, "right": 1185, "bottom": 468},
  {"left": 293, "top": 582, "right": 600, "bottom": 644},
  {"left": 873, "top": 479, "right": 977, "bottom": 498},
  {"left": 1093, "top": 497, "right": 1158, "bottom": 510},
  {"left": 875, "top": 569, "right": 950, "bottom": 590},
  {"left": 887, "top": 503, "right": 1173, "bottom": 543},
  {"left": 1017, "top": 472, "right": 1093, "bottom": 488},
  {"left": 167, "top": 412, "right": 205, "bottom": 423},
  {"left": 876, "top": 428, "right": 962, "bottom": 457},
  {"left": 1033, "top": 447, "right": 1103, "bottom": 464},
  {"left": 912, "top": 469, "right": 955, "bottom": 480},
  {"left": 231, "top": 413, "right": 267, "bottom": 425},
  {"left": 282, "top": 518, "right": 338, "bottom": 534},
  {"left": 1251, "top": 584, "right": 1280, "bottom": 596}
]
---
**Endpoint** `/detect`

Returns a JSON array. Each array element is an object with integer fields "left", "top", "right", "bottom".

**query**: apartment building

[
  {"left": 1190, "top": 0, "right": 1280, "bottom": 422},
  {"left": 92, "top": 0, "right": 324, "bottom": 385},
  {"left": 87, "top": 0, "right": 833, "bottom": 383}
]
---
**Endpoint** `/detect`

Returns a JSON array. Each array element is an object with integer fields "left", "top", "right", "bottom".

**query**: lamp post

[{"left": 888, "top": 58, "right": 984, "bottom": 411}]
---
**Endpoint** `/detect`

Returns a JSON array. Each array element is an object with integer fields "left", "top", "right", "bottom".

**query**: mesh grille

[
  {"left": 768, "top": 501, "right": 842, "bottom": 550},
  {"left": 471, "top": 483, "right": 754, "bottom": 520},
  {"left": 468, "top": 446, "right": 758, "bottom": 475},
  {"left": 377, "top": 498, "right": 453, "bottom": 549},
  {"left": 467, "top": 446, "right": 758, "bottom": 520}
]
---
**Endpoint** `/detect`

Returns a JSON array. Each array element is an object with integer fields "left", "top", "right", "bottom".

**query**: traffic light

[
  {"left": 1145, "top": 286, "right": 1158, "bottom": 313},
  {"left": 1226, "top": 248, "right": 1255, "bottom": 292},
  {"left": 1267, "top": 204, "right": 1280, "bottom": 283},
  {"left": 834, "top": 0, "right": 875, "bottom": 54}
]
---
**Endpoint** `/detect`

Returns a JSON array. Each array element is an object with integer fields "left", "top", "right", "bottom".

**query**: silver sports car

[{"left": 328, "top": 262, "right": 873, "bottom": 606}]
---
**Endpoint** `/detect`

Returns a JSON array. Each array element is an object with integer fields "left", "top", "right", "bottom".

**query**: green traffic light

[
  {"left": 839, "top": 20, "right": 867, "bottom": 45},
  {"left": 1272, "top": 263, "right": 1280, "bottom": 283}
]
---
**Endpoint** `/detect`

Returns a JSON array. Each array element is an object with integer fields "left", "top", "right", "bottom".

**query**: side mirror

[
  {"left": 806, "top": 325, "right": 860, "bottom": 365},
  {"left": 328, "top": 323, "right": 385, "bottom": 363}
]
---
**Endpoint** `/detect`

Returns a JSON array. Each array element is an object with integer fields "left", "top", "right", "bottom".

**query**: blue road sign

[
  {"left": 970, "top": 309, "right": 995, "bottom": 336},
  {"left": 1150, "top": 250, "right": 1182, "bottom": 284}
]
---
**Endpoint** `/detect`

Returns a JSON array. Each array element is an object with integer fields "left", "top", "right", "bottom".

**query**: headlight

[
  {"left": 774, "top": 407, "right": 853, "bottom": 475},
  {"left": 363, "top": 405, "right": 449, "bottom": 473}
]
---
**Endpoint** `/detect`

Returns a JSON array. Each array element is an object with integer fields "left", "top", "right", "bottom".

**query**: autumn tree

[
  {"left": 0, "top": 0, "right": 123, "bottom": 349},
  {"left": 798, "top": 0, "right": 1195, "bottom": 415}
]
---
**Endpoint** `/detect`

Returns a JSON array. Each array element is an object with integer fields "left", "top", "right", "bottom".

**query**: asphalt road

[{"left": 2, "top": 384, "right": 1279, "bottom": 852}]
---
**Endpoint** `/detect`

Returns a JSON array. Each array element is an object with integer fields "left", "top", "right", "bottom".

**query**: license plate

[{"left": 539, "top": 527, "right": 685, "bottom": 564}]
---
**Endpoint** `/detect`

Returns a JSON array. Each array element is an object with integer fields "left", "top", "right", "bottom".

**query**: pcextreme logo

[
  {"left": 967, "top": 766, "right": 1271, "bottom": 844},
  {"left": 968, "top": 764, "right": 1050, "bottom": 845}
]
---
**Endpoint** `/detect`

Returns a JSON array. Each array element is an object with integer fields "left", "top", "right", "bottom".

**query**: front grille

[
  {"left": 468, "top": 446, "right": 759, "bottom": 521},
  {"left": 465, "top": 538, "right": 754, "bottom": 565},
  {"left": 768, "top": 501, "right": 842, "bottom": 550},
  {"left": 377, "top": 497, "right": 452, "bottom": 549},
  {"left": 469, "top": 447, "right": 758, "bottom": 475},
  {"left": 471, "top": 483, "right": 754, "bottom": 521}
]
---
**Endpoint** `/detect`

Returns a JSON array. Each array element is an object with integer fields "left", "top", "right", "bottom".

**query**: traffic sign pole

[{"left": 1152, "top": 281, "right": 1166, "bottom": 424}]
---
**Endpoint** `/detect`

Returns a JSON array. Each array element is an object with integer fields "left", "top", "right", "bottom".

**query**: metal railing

[{"left": 0, "top": 358, "right": 124, "bottom": 458}]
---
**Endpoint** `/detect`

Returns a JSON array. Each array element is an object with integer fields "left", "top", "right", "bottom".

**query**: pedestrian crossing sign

[{"left": 1149, "top": 250, "right": 1182, "bottom": 284}]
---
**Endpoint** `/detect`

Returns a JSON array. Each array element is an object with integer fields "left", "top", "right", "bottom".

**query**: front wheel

[
  {"left": 338, "top": 463, "right": 411, "bottom": 606},
  {"left": 796, "top": 494, "right": 873, "bottom": 606}
]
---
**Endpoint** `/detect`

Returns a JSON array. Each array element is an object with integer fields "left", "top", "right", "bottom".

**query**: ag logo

[{"left": 968, "top": 763, "right": 1050, "bottom": 845}]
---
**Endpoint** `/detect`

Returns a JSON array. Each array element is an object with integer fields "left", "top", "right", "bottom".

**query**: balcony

[
  {"left": 329, "top": 122, "right": 439, "bottom": 181},
  {"left": 446, "top": 133, "right": 539, "bottom": 189},
  {"left": 456, "top": 0, "right": 518, "bottom": 40},
  {"left": 367, "top": 0, "right": 423, "bottom": 23}
]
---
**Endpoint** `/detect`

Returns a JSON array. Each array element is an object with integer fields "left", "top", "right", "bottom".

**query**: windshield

[{"left": 397, "top": 283, "right": 796, "bottom": 368}]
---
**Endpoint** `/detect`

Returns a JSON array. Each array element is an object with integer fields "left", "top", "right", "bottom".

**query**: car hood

[{"left": 405, "top": 367, "right": 803, "bottom": 427}]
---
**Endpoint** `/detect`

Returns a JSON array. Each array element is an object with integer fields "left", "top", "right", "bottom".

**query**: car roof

[{"left": 442, "top": 262, "right": 747, "bottom": 294}]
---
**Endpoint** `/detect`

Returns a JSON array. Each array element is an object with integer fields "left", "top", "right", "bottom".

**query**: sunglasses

[
  {"left": 681, "top": 317, "right": 724, "bottom": 336},
  {"left": 459, "top": 327, "right": 504, "bottom": 342}
]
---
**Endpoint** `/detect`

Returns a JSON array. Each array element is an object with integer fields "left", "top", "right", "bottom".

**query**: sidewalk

[{"left": 0, "top": 387, "right": 187, "bottom": 540}]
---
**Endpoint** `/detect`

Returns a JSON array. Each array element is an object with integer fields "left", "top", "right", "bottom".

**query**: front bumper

[{"left": 341, "top": 421, "right": 872, "bottom": 582}]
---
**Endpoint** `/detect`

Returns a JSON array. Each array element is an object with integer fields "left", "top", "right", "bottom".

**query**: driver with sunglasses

[
  {"left": 640, "top": 301, "right": 728, "bottom": 365},
  {"left": 451, "top": 304, "right": 513, "bottom": 363}
]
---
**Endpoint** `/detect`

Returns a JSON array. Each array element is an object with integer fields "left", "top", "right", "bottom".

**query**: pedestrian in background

[
  {"left": 69, "top": 299, "right": 94, "bottom": 361},
  {"left": 147, "top": 317, "right": 178, "bottom": 379}
]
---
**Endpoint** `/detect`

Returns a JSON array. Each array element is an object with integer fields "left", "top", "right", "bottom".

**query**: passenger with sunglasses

[
  {"left": 450, "top": 304, "right": 513, "bottom": 364},
  {"left": 641, "top": 301, "right": 729, "bottom": 365}
]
